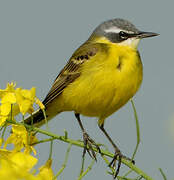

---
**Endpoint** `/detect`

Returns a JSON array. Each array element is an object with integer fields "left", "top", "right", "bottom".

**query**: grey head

[{"left": 90, "top": 18, "right": 158, "bottom": 44}]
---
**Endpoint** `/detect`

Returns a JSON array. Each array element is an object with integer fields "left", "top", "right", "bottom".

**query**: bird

[{"left": 24, "top": 18, "right": 158, "bottom": 178}]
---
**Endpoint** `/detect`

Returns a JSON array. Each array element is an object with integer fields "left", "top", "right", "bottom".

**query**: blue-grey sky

[{"left": 0, "top": 0, "right": 173, "bottom": 179}]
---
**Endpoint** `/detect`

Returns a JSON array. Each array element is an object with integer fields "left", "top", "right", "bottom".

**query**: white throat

[{"left": 119, "top": 38, "right": 140, "bottom": 49}]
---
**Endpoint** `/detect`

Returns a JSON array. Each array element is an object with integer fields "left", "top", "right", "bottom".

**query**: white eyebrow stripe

[
  {"left": 104, "top": 27, "right": 133, "bottom": 34},
  {"left": 104, "top": 27, "right": 122, "bottom": 33}
]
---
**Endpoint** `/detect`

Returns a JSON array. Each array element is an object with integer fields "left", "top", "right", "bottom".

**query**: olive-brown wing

[{"left": 42, "top": 43, "right": 98, "bottom": 106}]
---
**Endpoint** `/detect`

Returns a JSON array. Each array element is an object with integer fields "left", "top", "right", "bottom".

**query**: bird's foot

[
  {"left": 109, "top": 149, "right": 135, "bottom": 179},
  {"left": 82, "top": 131, "right": 101, "bottom": 161}
]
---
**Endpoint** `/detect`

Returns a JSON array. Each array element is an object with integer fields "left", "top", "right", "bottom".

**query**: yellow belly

[{"left": 57, "top": 44, "right": 143, "bottom": 120}]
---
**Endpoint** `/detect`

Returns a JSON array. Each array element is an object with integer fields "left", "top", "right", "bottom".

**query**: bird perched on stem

[{"left": 25, "top": 18, "right": 158, "bottom": 178}]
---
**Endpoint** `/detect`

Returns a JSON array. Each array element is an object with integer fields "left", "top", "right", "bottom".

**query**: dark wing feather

[{"left": 42, "top": 43, "right": 98, "bottom": 106}]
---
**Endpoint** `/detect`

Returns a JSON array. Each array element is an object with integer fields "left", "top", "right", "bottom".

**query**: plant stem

[
  {"left": 53, "top": 143, "right": 72, "bottom": 179},
  {"left": 130, "top": 99, "right": 140, "bottom": 160},
  {"left": 48, "top": 140, "right": 53, "bottom": 159},
  {"left": 31, "top": 137, "right": 56, "bottom": 146},
  {"left": 7, "top": 120, "right": 154, "bottom": 180},
  {"left": 159, "top": 168, "right": 167, "bottom": 180},
  {"left": 77, "top": 159, "right": 95, "bottom": 180}
]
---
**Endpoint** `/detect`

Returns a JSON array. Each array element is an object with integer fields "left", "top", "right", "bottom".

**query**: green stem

[
  {"left": 42, "top": 109, "right": 49, "bottom": 131},
  {"left": 117, "top": 177, "right": 132, "bottom": 180},
  {"left": 53, "top": 143, "right": 72, "bottom": 179},
  {"left": 159, "top": 168, "right": 167, "bottom": 180},
  {"left": 31, "top": 138, "right": 56, "bottom": 146},
  {"left": 135, "top": 175, "right": 143, "bottom": 180},
  {"left": 101, "top": 155, "right": 115, "bottom": 174},
  {"left": 22, "top": 115, "right": 25, "bottom": 124},
  {"left": 79, "top": 155, "right": 85, "bottom": 177},
  {"left": 77, "top": 159, "right": 95, "bottom": 180},
  {"left": 49, "top": 140, "right": 53, "bottom": 160},
  {"left": 7, "top": 120, "right": 154, "bottom": 180},
  {"left": 130, "top": 99, "right": 140, "bottom": 160},
  {"left": 122, "top": 169, "right": 133, "bottom": 178}
]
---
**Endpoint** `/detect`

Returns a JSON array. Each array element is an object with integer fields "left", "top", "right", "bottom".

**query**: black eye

[{"left": 119, "top": 31, "right": 129, "bottom": 40}]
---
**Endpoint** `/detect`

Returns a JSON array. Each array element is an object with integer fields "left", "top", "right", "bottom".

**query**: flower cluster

[
  {"left": 0, "top": 83, "right": 54, "bottom": 180},
  {"left": 0, "top": 82, "right": 44, "bottom": 126}
]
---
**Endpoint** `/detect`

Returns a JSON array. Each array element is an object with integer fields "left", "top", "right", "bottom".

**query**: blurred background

[{"left": 0, "top": 0, "right": 173, "bottom": 179}]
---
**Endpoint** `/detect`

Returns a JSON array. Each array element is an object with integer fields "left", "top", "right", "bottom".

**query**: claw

[
  {"left": 82, "top": 131, "right": 100, "bottom": 161},
  {"left": 109, "top": 149, "right": 134, "bottom": 179}
]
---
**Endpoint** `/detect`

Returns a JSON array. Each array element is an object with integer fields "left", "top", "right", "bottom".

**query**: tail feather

[{"left": 24, "top": 109, "right": 45, "bottom": 127}]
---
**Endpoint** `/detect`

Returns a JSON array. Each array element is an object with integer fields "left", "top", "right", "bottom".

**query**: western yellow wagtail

[{"left": 25, "top": 18, "right": 158, "bottom": 178}]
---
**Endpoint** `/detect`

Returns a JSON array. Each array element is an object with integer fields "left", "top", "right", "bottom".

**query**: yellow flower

[
  {"left": 37, "top": 159, "right": 54, "bottom": 180},
  {"left": 0, "top": 83, "right": 43, "bottom": 123},
  {"left": 10, "top": 151, "right": 38, "bottom": 171},
  {"left": 0, "top": 149, "right": 55, "bottom": 180},
  {"left": 5, "top": 125, "right": 28, "bottom": 151},
  {"left": 0, "top": 150, "right": 38, "bottom": 180},
  {"left": 0, "top": 82, "right": 16, "bottom": 99},
  {"left": 0, "top": 83, "right": 17, "bottom": 126},
  {"left": 15, "top": 87, "right": 36, "bottom": 115},
  {"left": 0, "top": 103, "right": 11, "bottom": 126},
  {"left": 5, "top": 125, "right": 37, "bottom": 154},
  {"left": 0, "top": 83, "right": 21, "bottom": 126}
]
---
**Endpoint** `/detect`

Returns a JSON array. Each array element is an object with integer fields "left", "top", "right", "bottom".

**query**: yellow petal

[
  {"left": 15, "top": 88, "right": 36, "bottom": 115},
  {"left": 0, "top": 103, "right": 11, "bottom": 116},
  {"left": 12, "top": 124, "right": 27, "bottom": 135},
  {"left": 1, "top": 93, "right": 16, "bottom": 104},
  {"left": 10, "top": 152, "right": 38, "bottom": 171},
  {"left": 35, "top": 98, "right": 45, "bottom": 110},
  {"left": 20, "top": 100, "right": 32, "bottom": 115},
  {"left": 6, "top": 82, "right": 16, "bottom": 91},
  {"left": 5, "top": 125, "right": 28, "bottom": 151},
  {"left": 0, "top": 155, "right": 37, "bottom": 180},
  {"left": 0, "top": 82, "right": 16, "bottom": 99},
  {"left": 12, "top": 104, "right": 20, "bottom": 116},
  {"left": 21, "top": 87, "right": 36, "bottom": 101},
  {"left": 37, "top": 159, "right": 54, "bottom": 180}
]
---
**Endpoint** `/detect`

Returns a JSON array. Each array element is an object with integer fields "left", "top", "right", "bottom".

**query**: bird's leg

[
  {"left": 75, "top": 113, "right": 101, "bottom": 161},
  {"left": 99, "top": 124, "right": 134, "bottom": 178}
]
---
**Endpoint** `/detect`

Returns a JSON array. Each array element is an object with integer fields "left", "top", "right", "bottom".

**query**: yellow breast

[{"left": 59, "top": 43, "right": 143, "bottom": 120}]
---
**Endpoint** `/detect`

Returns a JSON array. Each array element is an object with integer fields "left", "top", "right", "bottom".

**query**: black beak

[{"left": 136, "top": 31, "right": 159, "bottom": 39}]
